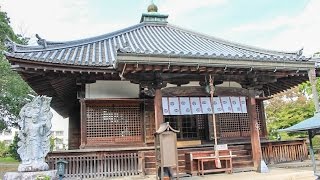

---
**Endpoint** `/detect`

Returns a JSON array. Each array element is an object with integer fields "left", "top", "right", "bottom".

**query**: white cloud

[
  {"left": 158, "top": 0, "right": 227, "bottom": 21},
  {"left": 1, "top": 0, "right": 132, "bottom": 43},
  {"left": 265, "top": 0, "right": 320, "bottom": 55},
  {"left": 228, "top": 0, "right": 320, "bottom": 55},
  {"left": 231, "top": 16, "right": 293, "bottom": 32}
]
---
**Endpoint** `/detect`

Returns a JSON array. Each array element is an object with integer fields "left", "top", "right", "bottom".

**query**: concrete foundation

[{"left": 3, "top": 170, "right": 57, "bottom": 180}]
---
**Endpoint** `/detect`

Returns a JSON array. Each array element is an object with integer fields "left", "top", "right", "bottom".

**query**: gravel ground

[
  {"left": 1, "top": 162, "right": 318, "bottom": 180},
  {"left": 0, "top": 163, "right": 19, "bottom": 179}
]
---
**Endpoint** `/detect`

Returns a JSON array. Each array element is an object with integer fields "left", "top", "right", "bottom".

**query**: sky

[
  {"left": 0, "top": 0, "right": 318, "bottom": 138},
  {"left": 1, "top": 0, "right": 319, "bottom": 55}
]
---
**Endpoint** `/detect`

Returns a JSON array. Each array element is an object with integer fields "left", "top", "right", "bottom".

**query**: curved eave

[
  {"left": 116, "top": 52, "right": 314, "bottom": 71},
  {"left": 5, "top": 55, "right": 117, "bottom": 74},
  {"left": 166, "top": 23, "right": 303, "bottom": 57},
  {"left": 5, "top": 22, "right": 310, "bottom": 68},
  {"left": 11, "top": 23, "right": 147, "bottom": 52}
]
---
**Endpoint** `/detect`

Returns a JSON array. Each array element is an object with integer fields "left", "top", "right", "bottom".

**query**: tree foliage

[
  {"left": 298, "top": 78, "right": 320, "bottom": 98},
  {"left": 0, "top": 141, "right": 9, "bottom": 157},
  {"left": 0, "top": 8, "right": 33, "bottom": 130},
  {"left": 8, "top": 133, "right": 21, "bottom": 161},
  {"left": 265, "top": 87, "right": 315, "bottom": 139}
]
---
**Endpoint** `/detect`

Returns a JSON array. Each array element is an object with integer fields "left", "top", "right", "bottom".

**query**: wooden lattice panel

[
  {"left": 165, "top": 115, "right": 207, "bottom": 140},
  {"left": 144, "top": 111, "right": 155, "bottom": 143},
  {"left": 217, "top": 113, "right": 241, "bottom": 137},
  {"left": 217, "top": 104, "right": 262, "bottom": 138},
  {"left": 144, "top": 100, "right": 155, "bottom": 143},
  {"left": 196, "top": 115, "right": 207, "bottom": 140},
  {"left": 86, "top": 105, "right": 142, "bottom": 144}
]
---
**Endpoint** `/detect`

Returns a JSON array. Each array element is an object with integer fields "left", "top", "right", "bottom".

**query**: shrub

[
  {"left": 8, "top": 133, "right": 20, "bottom": 161},
  {"left": 0, "top": 141, "right": 8, "bottom": 157}
]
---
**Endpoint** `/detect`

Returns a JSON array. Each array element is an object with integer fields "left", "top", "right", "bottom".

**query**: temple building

[{"left": 4, "top": 3, "right": 313, "bottom": 178}]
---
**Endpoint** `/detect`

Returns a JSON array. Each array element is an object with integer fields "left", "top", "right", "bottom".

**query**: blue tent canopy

[
  {"left": 279, "top": 112, "right": 320, "bottom": 175},
  {"left": 279, "top": 113, "right": 320, "bottom": 132}
]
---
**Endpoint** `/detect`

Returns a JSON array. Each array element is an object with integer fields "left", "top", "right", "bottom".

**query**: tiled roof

[{"left": 5, "top": 22, "right": 309, "bottom": 67}]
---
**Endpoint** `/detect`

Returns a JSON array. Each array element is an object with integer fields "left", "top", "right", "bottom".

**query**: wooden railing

[
  {"left": 45, "top": 140, "right": 309, "bottom": 178},
  {"left": 46, "top": 150, "right": 144, "bottom": 179},
  {"left": 261, "top": 140, "right": 308, "bottom": 164}
]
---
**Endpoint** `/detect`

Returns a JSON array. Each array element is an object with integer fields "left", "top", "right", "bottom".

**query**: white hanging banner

[
  {"left": 240, "top": 97, "right": 247, "bottom": 113},
  {"left": 190, "top": 97, "right": 202, "bottom": 114},
  {"left": 220, "top": 97, "right": 232, "bottom": 113},
  {"left": 168, "top": 97, "right": 180, "bottom": 115},
  {"left": 179, "top": 97, "right": 192, "bottom": 115},
  {"left": 230, "top": 97, "right": 242, "bottom": 113},
  {"left": 162, "top": 97, "right": 170, "bottom": 115},
  {"left": 162, "top": 96, "right": 248, "bottom": 115},
  {"left": 212, "top": 97, "right": 224, "bottom": 114},
  {"left": 200, "top": 97, "right": 213, "bottom": 114}
]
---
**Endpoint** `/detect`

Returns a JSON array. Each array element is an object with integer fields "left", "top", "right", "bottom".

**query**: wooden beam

[
  {"left": 309, "top": 68, "right": 320, "bottom": 112},
  {"left": 154, "top": 65, "right": 162, "bottom": 72},
  {"left": 247, "top": 89, "right": 262, "bottom": 169},
  {"left": 198, "top": 67, "right": 207, "bottom": 73},
  {"left": 132, "top": 64, "right": 144, "bottom": 73},
  {"left": 180, "top": 66, "right": 189, "bottom": 73},
  {"left": 124, "top": 64, "right": 135, "bottom": 73},
  {"left": 162, "top": 86, "right": 250, "bottom": 97},
  {"left": 154, "top": 88, "right": 163, "bottom": 131},
  {"left": 80, "top": 99, "right": 87, "bottom": 149},
  {"left": 257, "top": 100, "right": 268, "bottom": 137},
  {"left": 144, "top": 65, "right": 153, "bottom": 72},
  {"left": 171, "top": 66, "right": 180, "bottom": 72},
  {"left": 68, "top": 102, "right": 81, "bottom": 149}
]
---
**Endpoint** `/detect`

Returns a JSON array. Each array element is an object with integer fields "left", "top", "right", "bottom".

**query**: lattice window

[
  {"left": 164, "top": 115, "right": 207, "bottom": 140},
  {"left": 86, "top": 104, "right": 142, "bottom": 143},
  {"left": 217, "top": 104, "right": 262, "bottom": 138}
]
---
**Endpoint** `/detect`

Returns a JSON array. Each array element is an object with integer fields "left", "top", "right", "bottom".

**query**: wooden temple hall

[{"left": 4, "top": 3, "right": 315, "bottom": 178}]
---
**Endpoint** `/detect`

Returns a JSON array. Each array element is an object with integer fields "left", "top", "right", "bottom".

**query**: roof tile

[{"left": 5, "top": 22, "right": 309, "bottom": 67}]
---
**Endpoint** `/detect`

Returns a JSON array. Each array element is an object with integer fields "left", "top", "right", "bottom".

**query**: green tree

[
  {"left": 266, "top": 87, "right": 314, "bottom": 139},
  {"left": 0, "top": 8, "right": 33, "bottom": 130},
  {"left": 0, "top": 141, "right": 9, "bottom": 157},
  {"left": 8, "top": 133, "right": 20, "bottom": 161},
  {"left": 50, "top": 136, "right": 56, "bottom": 152}
]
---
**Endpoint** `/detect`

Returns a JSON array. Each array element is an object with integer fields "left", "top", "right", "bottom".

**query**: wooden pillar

[
  {"left": 259, "top": 101, "right": 268, "bottom": 137},
  {"left": 80, "top": 99, "right": 87, "bottom": 149},
  {"left": 154, "top": 88, "right": 163, "bottom": 130},
  {"left": 308, "top": 68, "right": 319, "bottom": 112},
  {"left": 68, "top": 101, "right": 81, "bottom": 150},
  {"left": 247, "top": 89, "right": 262, "bottom": 168}
]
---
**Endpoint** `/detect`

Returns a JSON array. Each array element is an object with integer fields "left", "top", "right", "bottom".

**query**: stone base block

[{"left": 3, "top": 170, "right": 57, "bottom": 180}]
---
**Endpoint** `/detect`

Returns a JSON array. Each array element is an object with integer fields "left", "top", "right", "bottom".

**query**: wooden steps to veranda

[{"left": 142, "top": 144, "right": 253, "bottom": 175}]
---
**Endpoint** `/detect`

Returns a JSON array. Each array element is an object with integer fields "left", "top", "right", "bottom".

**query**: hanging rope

[{"left": 209, "top": 74, "right": 221, "bottom": 168}]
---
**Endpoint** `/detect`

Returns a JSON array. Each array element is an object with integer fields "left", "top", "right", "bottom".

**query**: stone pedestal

[{"left": 3, "top": 170, "right": 57, "bottom": 180}]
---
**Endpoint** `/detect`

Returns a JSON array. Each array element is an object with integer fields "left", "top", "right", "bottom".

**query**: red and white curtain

[{"left": 162, "top": 97, "right": 247, "bottom": 115}]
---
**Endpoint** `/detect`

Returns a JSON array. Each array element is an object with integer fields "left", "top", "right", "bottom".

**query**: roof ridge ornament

[
  {"left": 147, "top": 0, "right": 158, "bottom": 13},
  {"left": 296, "top": 47, "right": 304, "bottom": 57},
  {"left": 140, "top": 1, "right": 168, "bottom": 23},
  {"left": 36, "top": 34, "right": 47, "bottom": 48},
  {"left": 4, "top": 36, "right": 17, "bottom": 53}
]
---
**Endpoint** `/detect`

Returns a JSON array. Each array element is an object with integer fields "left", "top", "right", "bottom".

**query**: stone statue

[{"left": 17, "top": 96, "right": 53, "bottom": 172}]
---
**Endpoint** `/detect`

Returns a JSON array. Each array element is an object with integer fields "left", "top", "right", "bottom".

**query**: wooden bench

[{"left": 185, "top": 150, "right": 235, "bottom": 176}]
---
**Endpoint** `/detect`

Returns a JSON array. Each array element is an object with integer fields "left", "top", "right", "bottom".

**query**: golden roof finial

[{"left": 147, "top": 0, "right": 158, "bottom": 13}]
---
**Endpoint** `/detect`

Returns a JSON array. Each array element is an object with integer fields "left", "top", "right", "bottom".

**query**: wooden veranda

[{"left": 45, "top": 139, "right": 308, "bottom": 178}]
